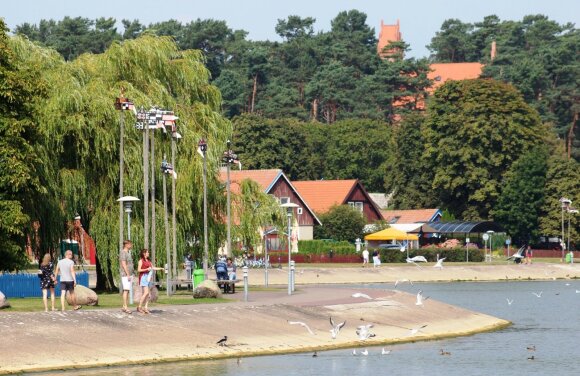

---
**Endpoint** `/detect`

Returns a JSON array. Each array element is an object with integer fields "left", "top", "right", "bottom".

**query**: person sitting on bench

[{"left": 215, "top": 256, "right": 229, "bottom": 292}]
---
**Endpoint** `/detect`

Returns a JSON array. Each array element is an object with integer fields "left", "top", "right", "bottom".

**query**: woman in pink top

[{"left": 137, "top": 249, "right": 162, "bottom": 314}]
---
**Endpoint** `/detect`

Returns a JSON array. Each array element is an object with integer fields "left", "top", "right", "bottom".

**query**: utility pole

[
  {"left": 162, "top": 155, "right": 171, "bottom": 296},
  {"left": 199, "top": 140, "right": 209, "bottom": 279},
  {"left": 171, "top": 133, "right": 177, "bottom": 279},
  {"left": 150, "top": 131, "right": 156, "bottom": 264}
]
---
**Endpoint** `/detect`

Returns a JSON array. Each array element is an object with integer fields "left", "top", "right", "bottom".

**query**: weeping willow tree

[
  {"left": 9, "top": 34, "right": 231, "bottom": 289},
  {"left": 233, "top": 179, "right": 285, "bottom": 253}
]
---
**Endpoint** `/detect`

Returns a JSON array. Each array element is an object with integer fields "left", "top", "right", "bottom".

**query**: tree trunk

[
  {"left": 311, "top": 98, "right": 318, "bottom": 121},
  {"left": 251, "top": 75, "right": 258, "bottom": 113},
  {"left": 568, "top": 112, "right": 578, "bottom": 160}
]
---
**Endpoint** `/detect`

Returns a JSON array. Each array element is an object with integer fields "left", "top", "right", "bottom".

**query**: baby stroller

[{"left": 507, "top": 245, "right": 526, "bottom": 264}]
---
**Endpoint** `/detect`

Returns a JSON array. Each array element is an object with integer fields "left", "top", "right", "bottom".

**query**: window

[
  {"left": 297, "top": 208, "right": 303, "bottom": 215},
  {"left": 348, "top": 201, "right": 363, "bottom": 212},
  {"left": 280, "top": 197, "right": 290, "bottom": 204}
]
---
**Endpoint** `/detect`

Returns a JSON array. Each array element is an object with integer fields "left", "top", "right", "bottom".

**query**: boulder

[
  {"left": 133, "top": 285, "right": 158, "bottom": 303},
  {"left": 0, "top": 291, "right": 10, "bottom": 309},
  {"left": 66, "top": 285, "right": 98, "bottom": 306},
  {"left": 193, "top": 280, "right": 222, "bottom": 299}
]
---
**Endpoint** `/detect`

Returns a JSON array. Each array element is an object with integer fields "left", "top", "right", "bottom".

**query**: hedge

[
  {"left": 296, "top": 240, "right": 356, "bottom": 255},
  {"left": 369, "top": 246, "right": 485, "bottom": 263}
]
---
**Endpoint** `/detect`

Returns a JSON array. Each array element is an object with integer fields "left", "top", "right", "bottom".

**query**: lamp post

[
  {"left": 199, "top": 139, "right": 209, "bottom": 279},
  {"left": 281, "top": 202, "right": 299, "bottom": 295},
  {"left": 568, "top": 208, "right": 578, "bottom": 262},
  {"left": 263, "top": 228, "right": 277, "bottom": 287},
  {"left": 223, "top": 140, "right": 238, "bottom": 257},
  {"left": 117, "top": 196, "right": 140, "bottom": 240},
  {"left": 560, "top": 198, "right": 571, "bottom": 262}
]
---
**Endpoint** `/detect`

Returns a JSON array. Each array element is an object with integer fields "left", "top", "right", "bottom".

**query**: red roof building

[
  {"left": 377, "top": 19, "right": 402, "bottom": 58},
  {"left": 292, "top": 180, "right": 383, "bottom": 223}
]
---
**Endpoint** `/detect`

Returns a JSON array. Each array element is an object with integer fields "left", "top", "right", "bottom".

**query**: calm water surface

[{"left": 37, "top": 280, "right": 580, "bottom": 376}]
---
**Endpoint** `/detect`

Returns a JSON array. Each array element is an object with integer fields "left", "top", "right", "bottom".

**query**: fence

[{"left": 0, "top": 271, "right": 89, "bottom": 298}]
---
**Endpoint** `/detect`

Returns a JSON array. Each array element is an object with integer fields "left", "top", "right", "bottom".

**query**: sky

[{"left": 2, "top": 0, "right": 579, "bottom": 58}]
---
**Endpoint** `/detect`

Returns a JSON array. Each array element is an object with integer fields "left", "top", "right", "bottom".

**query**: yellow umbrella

[{"left": 364, "top": 227, "right": 419, "bottom": 241}]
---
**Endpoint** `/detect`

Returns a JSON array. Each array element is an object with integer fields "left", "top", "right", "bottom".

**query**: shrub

[
  {"left": 369, "top": 246, "right": 484, "bottom": 263},
  {"left": 298, "top": 240, "right": 356, "bottom": 255}
]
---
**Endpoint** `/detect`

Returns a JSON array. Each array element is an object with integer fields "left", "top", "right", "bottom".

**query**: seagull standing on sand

[
  {"left": 416, "top": 290, "right": 429, "bottom": 306},
  {"left": 288, "top": 320, "right": 316, "bottom": 335},
  {"left": 408, "top": 324, "right": 428, "bottom": 336},
  {"left": 434, "top": 258, "right": 446, "bottom": 269},
  {"left": 216, "top": 336, "right": 228, "bottom": 346},
  {"left": 329, "top": 316, "right": 346, "bottom": 339},
  {"left": 352, "top": 292, "right": 373, "bottom": 300}
]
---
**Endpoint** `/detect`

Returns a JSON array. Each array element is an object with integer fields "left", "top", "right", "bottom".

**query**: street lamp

[
  {"left": 281, "top": 202, "right": 299, "bottom": 295},
  {"left": 568, "top": 207, "right": 578, "bottom": 261},
  {"left": 263, "top": 227, "right": 277, "bottom": 287},
  {"left": 117, "top": 196, "right": 140, "bottom": 241},
  {"left": 198, "top": 139, "right": 209, "bottom": 279},
  {"left": 560, "top": 198, "right": 572, "bottom": 262},
  {"left": 223, "top": 140, "right": 238, "bottom": 257}
]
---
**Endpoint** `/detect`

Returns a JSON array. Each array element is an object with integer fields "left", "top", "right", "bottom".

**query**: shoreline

[{"left": 0, "top": 284, "right": 511, "bottom": 375}]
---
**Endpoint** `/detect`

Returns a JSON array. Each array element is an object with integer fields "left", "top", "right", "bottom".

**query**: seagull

[
  {"left": 434, "top": 258, "right": 446, "bottom": 269},
  {"left": 408, "top": 255, "right": 428, "bottom": 263},
  {"left": 506, "top": 298, "right": 514, "bottom": 305},
  {"left": 381, "top": 348, "right": 391, "bottom": 355},
  {"left": 527, "top": 356, "right": 535, "bottom": 360},
  {"left": 216, "top": 336, "right": 228, "bottom": 346},
  {"left": 312, "top": 351, "right": 318, "bottom": 358},
  {"left": 352, "top": 292, "right": 373, "bottom": 300},
  {"left": 527, "top": 345, "right": 536, "bottom": 351},
  {"left": 352, "top": 349, "right": 357, "bottom": 356},
  {"left": 361, "top": 349, "right": 369, "bottom": 356},
  {"left": 329, "top": 316, "right": 346, "bottom": 339},
  {"left": 440, "top": 349, "right": 451, "bottom": 356},
  {"left": 394, "top": 279, "right": 413, "bottom": 288},
  {"left": 288, "top": 320, "right": 316, "bottom": 335},
  {"left": 408, "top": 324, "right": 428, "bottom": 336},
  {"left": 416, "top": 290, "right": 429, "bottom": 306},
  {"left": 356, "top": 324, "right": 376, "bottom": 340},
  {"left": 532, "top": 291, "right": 543, "bottom": 298}
]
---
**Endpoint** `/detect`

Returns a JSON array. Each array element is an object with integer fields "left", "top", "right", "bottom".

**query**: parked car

[{"left": 378, "top": 243, "right": 404, "bottom": 250}]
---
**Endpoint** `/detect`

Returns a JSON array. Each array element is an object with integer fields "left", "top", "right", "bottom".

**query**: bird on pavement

[
  {"left": 352, "top": 292, "right": 373, "bottom": 300},
  {"left": 216, "top": 336, "right": 228, "bottom": 346},
  {"left": 416, "top": 290, "right": 429, "bottom": 306},
  {"left": 434, "top": 258, "right": 446, "bottom": 269}
]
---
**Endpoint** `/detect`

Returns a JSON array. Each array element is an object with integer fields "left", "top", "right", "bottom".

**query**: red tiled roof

[
  {"left": 377, "top": 19, "right": 402, "bottom": 57},
  {"left": 292, "top": 180, "right": 358, "bottom": 214},
  {"left": 428, "top": 63, "right": 484, "bottom": 91},
  {"left": 380, "top": 209, "right": 441, "bottom": 224},
  {"left": 219, "top": 169, "right": 282, "bottom": 195}
]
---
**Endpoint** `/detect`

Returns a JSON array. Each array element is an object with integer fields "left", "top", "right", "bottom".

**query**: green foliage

[
  {"left": 314, "top": 205, "right": 367, "bottom": 242},
  {"left": 493, "top": 147, "right": 549, "bottom": 243},
  {"left": 296, "top": 240, "right": 356, "bottom": 255},
  {"left": 424, "top": 79, "right": 546, "bottom": 219}
]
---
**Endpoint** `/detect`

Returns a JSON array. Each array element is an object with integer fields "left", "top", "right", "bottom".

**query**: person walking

[
  {"left": 38, "top": 253, "right": 56, "bottom": 311},
  {"left": 54, "top": 250, "right": 81, "bottom": 311},
  {"left": 525, "top": 245, "right": 533, "bottom": 265},
  {"left": 372, "top": 250, "right": 381, "bottom": 268},
  {"left": 136, "top": 249, "right": 163, "bottom": 314},
  {"left": 119, "top": 240, "right": 134, "bottom": 314},
  {"left": 362, "top": 249, "right": 369, "bottom": 267}
]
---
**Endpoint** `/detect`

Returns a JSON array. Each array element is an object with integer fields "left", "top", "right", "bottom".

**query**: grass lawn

[{"left": 2, "top": 290, "right": 232, "bottom": 313}]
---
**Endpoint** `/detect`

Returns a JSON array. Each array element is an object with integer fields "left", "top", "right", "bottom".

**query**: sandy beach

[{"left": 1, "top": 262, "right": 578, "bottom": 374}]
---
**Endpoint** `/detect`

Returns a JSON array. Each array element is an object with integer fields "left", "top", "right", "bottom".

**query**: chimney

[{"left": 491, "top": 40, "right": 497, "bottom": 61}]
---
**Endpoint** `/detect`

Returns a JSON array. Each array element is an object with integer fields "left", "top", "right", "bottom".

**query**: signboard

[
  {"left": 466, "top": 238, "right": 470, "bottom": 243},
  {"left": 482, "top": 233, "right": 489, "bottom": 241},
  {"left": 506, "top": 239, "right": 511, "bottom": 245}
]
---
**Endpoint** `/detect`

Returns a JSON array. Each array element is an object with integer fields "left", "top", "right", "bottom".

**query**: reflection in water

[{"left": 37, "top": 280, "right": 580, "bottom": 376}]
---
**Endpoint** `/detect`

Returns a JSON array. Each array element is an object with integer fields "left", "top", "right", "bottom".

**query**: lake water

[{"left": 36, "top": 280, "right": 580, "bottom": 376}]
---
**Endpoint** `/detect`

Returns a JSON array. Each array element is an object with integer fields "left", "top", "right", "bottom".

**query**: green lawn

[{"left": 2, "top": 290, "right": 231, "bottom": 312}]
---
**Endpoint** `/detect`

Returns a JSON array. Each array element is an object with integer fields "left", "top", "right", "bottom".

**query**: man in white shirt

[
  {"left": 54, "top": 250, "right": 80, "bottom": 311},
  {"left": 362, "top": 249, "right": 369, "bottom": 267}
]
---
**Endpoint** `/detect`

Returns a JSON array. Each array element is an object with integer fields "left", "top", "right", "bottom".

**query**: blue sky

[{"left": 2, "top": 0, "right": 578, "bottom": 57}]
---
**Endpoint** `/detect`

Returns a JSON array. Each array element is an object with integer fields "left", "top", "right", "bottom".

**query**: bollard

[
  {"left": 243, "top": 266, "right": 248, "bottom": 302},
  {"left": 290, "top": 260, "right": 295, "bottom": 292},
  {"left": 165, "top": 263, "right": 170, "bottom": 296}
]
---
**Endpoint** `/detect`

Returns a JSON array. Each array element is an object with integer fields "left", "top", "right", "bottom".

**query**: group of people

[
  {"left": 120, "top": 240, "right": 163, "bottom": 314},
  {"left": 38, "top": 250, "right": 81, "bottom": 312},
  {"left": 361, "top": 249, "right": 381, "bottom": 268}
]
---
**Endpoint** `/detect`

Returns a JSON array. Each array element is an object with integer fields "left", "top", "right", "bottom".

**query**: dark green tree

[
  {"left": 424, "top": 79, "right": 546, "bottom": 219},
  {"left": 427, "top": 19, "right": 476, "bottom": 62},
  {"left": 314, "top": 205, "right": 367, "bottom": 242},
  {"left": 493, "top": 147, "right": 549, "bottom": 243}
]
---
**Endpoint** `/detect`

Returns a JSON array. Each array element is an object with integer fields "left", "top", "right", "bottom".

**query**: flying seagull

[
  {"left": 329, "top": 316, "right": 346, "bottom": 339},
  {"left": 216, "top": 336, "right": 228, "bottom": 346},
  {"left": 532, "top": 291, "right": 543, "bottom": 298},
  {"left": 394, "top": 279, "right": 413, "bottom": 288},
  {"left": 288, "top": 320, "right": 316, "bottom": 335},
  {"left": 506, "top": 298, "right": 514, "bottom": 306},
  {"left": 433, "top": 258, "right": 446, "bottom": 269},
  {"left": 352, "top": 292, "right": 373, "bottom": 300},
  {"left": 408, "top": 324, "right": 428, "bottom": 336},
  {"left": 416, "top": 290, "right": 429, "bottom": 306},
  {"left": 356, "top": 324, "right": 376, "bottom": 340},
  {"left": 408, "top": 255, "right": 428, "bottom": 263}
]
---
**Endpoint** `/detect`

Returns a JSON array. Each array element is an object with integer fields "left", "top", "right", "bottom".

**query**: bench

[{"left": 210, "top": 279, "right": 241, "bottom": 294}]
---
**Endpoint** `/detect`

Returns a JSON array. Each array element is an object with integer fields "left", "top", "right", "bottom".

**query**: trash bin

[
  {"left": 565, "top": 252, "right": 572, "bottom": 263},
  {"left": 193, "top": 269, "right": 205, "bottom": 287}
]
